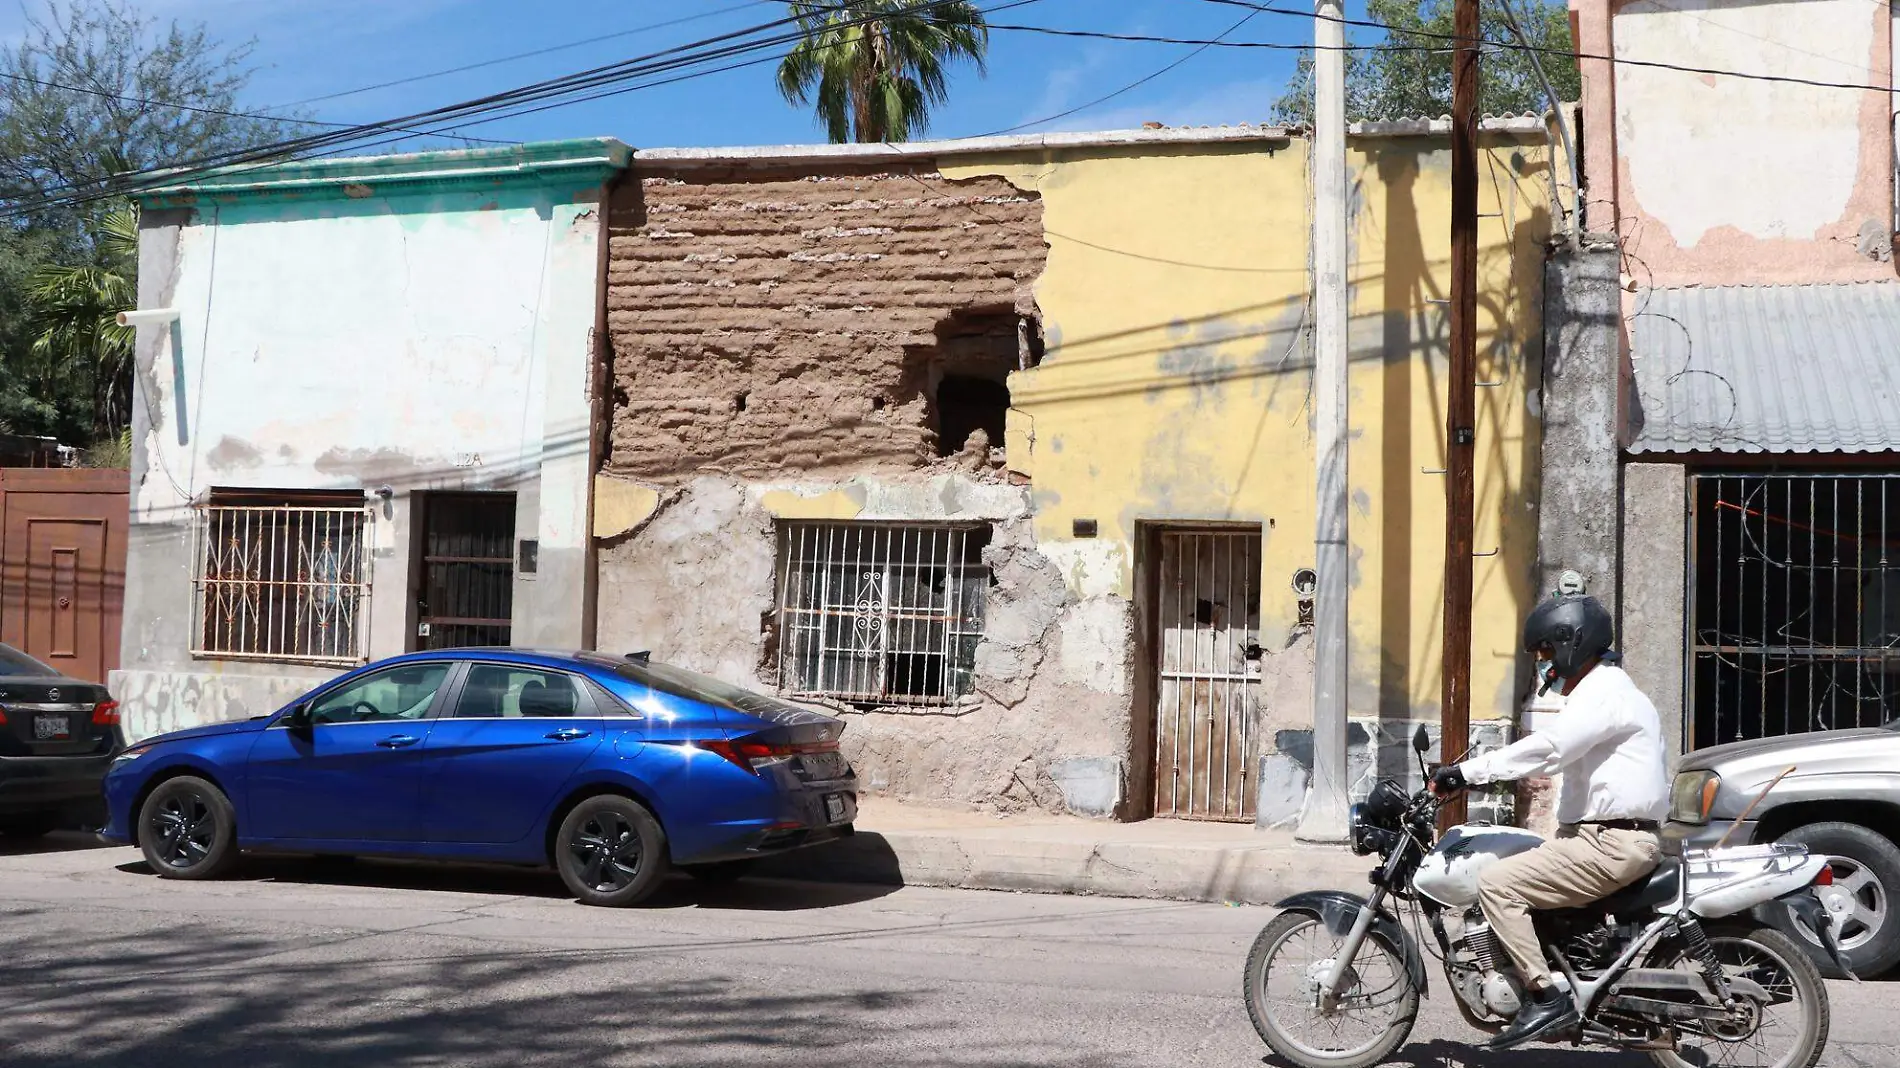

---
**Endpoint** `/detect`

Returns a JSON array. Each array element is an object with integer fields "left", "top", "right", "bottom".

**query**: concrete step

[{"left": 753, "top": 800, "right": 1369, "bottom": 904}]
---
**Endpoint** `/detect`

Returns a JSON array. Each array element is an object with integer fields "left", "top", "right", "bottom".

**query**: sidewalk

[{"left": 755, "top": 799, "right": 1369, "bottom": 905}]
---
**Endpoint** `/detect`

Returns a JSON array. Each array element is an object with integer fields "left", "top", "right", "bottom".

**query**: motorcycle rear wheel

[
  {"left": 1243, "top": 910, "right": 1420, "bottom": 1068},
  {"left": 1646, "top": 924, "right": 1830, "bottom": 1068}
]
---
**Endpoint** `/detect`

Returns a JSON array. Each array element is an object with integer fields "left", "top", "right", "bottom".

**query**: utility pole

[
  {"left": 1440, "top": 0, "right": 1481, "bottom": 831},
  {"left": 1297, "top": 0, "right": 1350, "bottom": 843}
]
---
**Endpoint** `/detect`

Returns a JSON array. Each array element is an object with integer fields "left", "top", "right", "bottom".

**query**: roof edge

[{"left": 132, "top": 137, "right": 634, "bottom": 206}]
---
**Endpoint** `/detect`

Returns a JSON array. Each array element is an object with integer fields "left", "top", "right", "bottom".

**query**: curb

[{"left": 753, "top": 827, "right": 1369, "bottom": 904}]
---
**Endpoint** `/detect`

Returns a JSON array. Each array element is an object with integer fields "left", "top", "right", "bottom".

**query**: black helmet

[{"left": 1522, "top": 593, "right": 1614, "bottom": 680}]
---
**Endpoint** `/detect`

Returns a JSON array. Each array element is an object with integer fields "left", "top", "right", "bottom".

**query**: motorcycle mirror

[{"left": 1412, "top": 724, "right": 1431, "bottom": 754}]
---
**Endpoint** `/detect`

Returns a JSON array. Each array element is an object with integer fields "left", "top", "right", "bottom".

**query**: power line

[
  {"left": 276, "top": 0, "right": 775, "bottom": 109},
  {"left": 1195, "top": 0, "right": 1899, "bottom": 94},
  {"left": 0, "top": 0, "right": 1008, "bottom": 221}
]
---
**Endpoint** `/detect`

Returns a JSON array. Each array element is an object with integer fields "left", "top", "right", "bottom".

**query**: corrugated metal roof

[{"left": 1628, "top": 283, "right": 1900, "bottom": 454}]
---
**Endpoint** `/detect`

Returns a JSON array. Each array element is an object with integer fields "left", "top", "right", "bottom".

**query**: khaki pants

[{"left": 1475, "top": 824, "right": 1662, "bottom": 987}]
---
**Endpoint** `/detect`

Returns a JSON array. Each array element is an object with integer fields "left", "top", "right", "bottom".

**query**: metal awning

[{"left": 1628, "top": 283, "right": 1900, "bottom": 454}]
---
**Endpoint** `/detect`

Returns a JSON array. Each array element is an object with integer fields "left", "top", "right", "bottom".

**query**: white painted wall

[
  {"left": 116, "top": 181, "right": 606, "bottom": 740},
  {"left": 1615, "top": 0, "right": 1873, "bottom": 245}
]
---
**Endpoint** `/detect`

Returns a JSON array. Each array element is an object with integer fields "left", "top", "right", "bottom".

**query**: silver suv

[{"left": 1667, "top": 722, "right": 1900, "bottom": 978}]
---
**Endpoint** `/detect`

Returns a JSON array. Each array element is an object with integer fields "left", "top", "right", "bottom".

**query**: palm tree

[
  {"left": 776, "top": 1, "right": 988, "bottom": 143},
  {"left": 25, "top": 202, "right": 137, "bottom": 444}
]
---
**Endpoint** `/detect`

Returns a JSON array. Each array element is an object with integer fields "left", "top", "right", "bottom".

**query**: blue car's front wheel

[
  {"left": 137, "top": 776, "right": 237, "bottom": 881},
  {"left": 555, "top": 795, "right": 668, "bottom": 907}
]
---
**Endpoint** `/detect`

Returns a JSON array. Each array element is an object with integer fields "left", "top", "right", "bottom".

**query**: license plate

[
  {"left": 824, "top": 793, "right": 847, "bottom": 824},
  {"left": 33, "top": 714, "right": 70, "bottom": 740}
]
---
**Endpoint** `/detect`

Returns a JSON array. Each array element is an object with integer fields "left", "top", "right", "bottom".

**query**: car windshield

[{"left": 0, "top": 643, "right": 56, "bottom": 677}]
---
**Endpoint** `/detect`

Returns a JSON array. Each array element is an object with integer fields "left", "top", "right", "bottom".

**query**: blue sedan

[{"left": 100, "top": 649, "right": 859, "bottom": 906}]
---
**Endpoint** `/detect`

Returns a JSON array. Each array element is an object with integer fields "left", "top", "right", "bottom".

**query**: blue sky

[{"left": 3, "top": 0, "right": 1365, "bottom": 150}]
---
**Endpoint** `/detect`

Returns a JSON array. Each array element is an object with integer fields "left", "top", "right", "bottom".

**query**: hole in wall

[{"left": 733, "top": 393, "right": 748, "bottom": 413}]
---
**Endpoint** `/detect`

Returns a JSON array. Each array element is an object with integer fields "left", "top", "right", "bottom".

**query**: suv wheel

[{"left": 1772, "top": 821, "right": 1900, "bottom": 978}]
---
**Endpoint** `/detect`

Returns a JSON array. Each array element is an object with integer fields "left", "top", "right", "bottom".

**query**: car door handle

[
  {"left": 545, "top": 728, "right": 591, "bottom": 741},
  {"left": 376, "top": 734, "right": 422, "bottom": 748}
]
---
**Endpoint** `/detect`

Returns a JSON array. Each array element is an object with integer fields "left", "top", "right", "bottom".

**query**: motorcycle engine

[
  {"left": 1556, "top": 916, "right": 1621, "bottom": 972},
  {"left": 1445, "top": 908, "right": 1525, "bottom": 1018}
]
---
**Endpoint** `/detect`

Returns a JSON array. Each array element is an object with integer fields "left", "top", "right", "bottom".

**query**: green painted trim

[{"left": 133, "top": 138, "right": 632, "bottom": 207}]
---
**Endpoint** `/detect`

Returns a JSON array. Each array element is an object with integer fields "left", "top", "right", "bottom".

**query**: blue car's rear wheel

[
  {"left": 137, "top": 776, "right": 237, "bottom": 880},
  {"left": 555, "top": 795, "right": 668, "bottom": 907}
]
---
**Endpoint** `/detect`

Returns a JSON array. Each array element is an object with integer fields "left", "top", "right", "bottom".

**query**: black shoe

[{"left": 1488, "top": 987, "right": 1579, "bottom": 1050}]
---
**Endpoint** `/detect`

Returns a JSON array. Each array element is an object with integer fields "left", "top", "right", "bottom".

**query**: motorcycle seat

[{"left": 1599, "top": 858, "right": 1682, "bottom": 915}]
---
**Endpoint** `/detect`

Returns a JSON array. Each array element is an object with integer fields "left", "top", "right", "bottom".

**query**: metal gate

[
  {"left": 414, "top": 493, "right": 515, "bottom": 650},
  {"left": 1689, "top": 473, "right": 1900, "bottom": 749},
  {"left": 1153, "top": 528, "right": 1262, "bottom": 821}
]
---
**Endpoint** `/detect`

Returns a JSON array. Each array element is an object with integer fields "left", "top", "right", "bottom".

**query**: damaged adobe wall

[
  {"left": 594, "top": 473, "right": 1134, "bottom": 817},
  {"left": 596, "top": 162, "right": 1131, "bottom": 815},
  {"left": 604, "top": 165, "right": 1045, "bottom": 479}
]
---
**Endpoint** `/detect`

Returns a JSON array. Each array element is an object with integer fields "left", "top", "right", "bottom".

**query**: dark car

[
  {"left": 101, "top": 648, "right": 858, "bottom": 906},
  {"left": 0, "top": 642, "right": 121, "bottom": 838}
]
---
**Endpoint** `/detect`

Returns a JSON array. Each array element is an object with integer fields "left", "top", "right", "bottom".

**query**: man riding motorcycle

[{"left": 1430, "top": 593, "right": 1670, "bottom": 1049}]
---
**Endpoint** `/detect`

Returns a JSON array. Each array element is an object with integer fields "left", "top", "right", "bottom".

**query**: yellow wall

[{"left": 945, "top": 134, "right": 1554, "bottom": 725}]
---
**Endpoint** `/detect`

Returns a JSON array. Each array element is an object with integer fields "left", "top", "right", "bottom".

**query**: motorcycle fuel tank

[{"left": 1412, "top": 824, "right": 1546, "bottom": 907}]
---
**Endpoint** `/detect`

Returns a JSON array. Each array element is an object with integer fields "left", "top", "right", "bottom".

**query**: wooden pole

[{"left": 1440, "top": 0, "right": 1480, "bottom": 832}]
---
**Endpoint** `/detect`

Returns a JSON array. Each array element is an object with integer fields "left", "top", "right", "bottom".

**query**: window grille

[
  {"left": 775, "top": 522, "right": 989, "bottom": 706},
  {"left": 1690, "top": 473, "right": 1900, "bottom": 747},
  {"left": 192, "top": 492, "right": 372, "bottom": 665}
]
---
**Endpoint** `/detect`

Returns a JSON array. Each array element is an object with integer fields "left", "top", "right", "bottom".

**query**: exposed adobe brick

[{"left": 604, "top": 163, "right": 1046, "bottom": 480}]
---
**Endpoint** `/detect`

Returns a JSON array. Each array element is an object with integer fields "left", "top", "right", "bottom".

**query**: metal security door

[
  {"left": 415, "top": 493, "right": 515, "bottom": 650},
  {"left": 1153, "top": 529, "right": 1261, "bottom": 821}
]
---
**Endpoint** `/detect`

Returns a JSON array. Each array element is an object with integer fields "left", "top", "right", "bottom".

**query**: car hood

[
  {"left": 138, "top": 717, "right": 270, "bottom": 747},
  {"left": 1680, "top": 726, "right": 1900, "bottom": 817}
]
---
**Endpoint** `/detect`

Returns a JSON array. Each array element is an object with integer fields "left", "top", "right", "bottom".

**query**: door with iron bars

[
  {"left": 1152, "top": 528, "right": 1262, "bottom": 821},
  {"left": 413, "top": 493, "right": 515, "bottom": 650}
]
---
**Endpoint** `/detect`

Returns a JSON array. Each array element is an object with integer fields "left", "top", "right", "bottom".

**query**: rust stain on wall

[{"left": 604, "top": 165, "right": 1047, "bottom": 480}]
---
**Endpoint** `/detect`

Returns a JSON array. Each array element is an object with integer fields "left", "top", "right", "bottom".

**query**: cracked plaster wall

[{"left": 116, "top": 181, "right": 606, "bottom": 740}]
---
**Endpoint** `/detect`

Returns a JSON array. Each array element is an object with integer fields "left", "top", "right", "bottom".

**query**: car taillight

[
  {"left": 1815, "top": 864, "right": 1836, "bottom": 887},
  {"left": 700, "top": 738, "right": 839, "bottom": 775},
  {"left": 92, "top": 700, "right": 120, "bottom": 727},
  {"left": 0, "top": 706, "right": 7, "bottom": 724}
]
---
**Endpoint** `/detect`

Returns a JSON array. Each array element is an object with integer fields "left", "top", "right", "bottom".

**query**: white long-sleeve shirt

[{"left": 1458, "top": 664, "right": 1669, "bottom": 825}]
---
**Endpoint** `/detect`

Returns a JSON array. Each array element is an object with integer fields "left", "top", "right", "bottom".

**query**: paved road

[{"left": 0, "top": 835, "right": 1889, "bottom": 1068}]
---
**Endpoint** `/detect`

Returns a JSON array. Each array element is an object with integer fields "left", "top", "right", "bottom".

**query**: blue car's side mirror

[{"left": 284, "top": 703, "right": 313, "bottom": 731}]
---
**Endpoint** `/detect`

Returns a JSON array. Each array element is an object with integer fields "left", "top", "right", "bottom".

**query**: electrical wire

[
  {"left": 0, "top": 0, "right": 1018, "bottom": 221},
  {"left": 1196, "top": 0, "right": 1900, "bottom": 94},
  {"left": 276, "top": 0, "right": 776, "bottom": 109}
]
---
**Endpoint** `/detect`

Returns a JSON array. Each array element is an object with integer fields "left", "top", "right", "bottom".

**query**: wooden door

[
  {"left": 0, "top": 469, "right": 128, "bottom": 684},
  {"left": 1152, "top": 528, "right": 1262, "bottom": 821}
]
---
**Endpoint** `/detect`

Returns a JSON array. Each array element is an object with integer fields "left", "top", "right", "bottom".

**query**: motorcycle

[{"left": 1242, "top": 726, "right": 1852, "bottom": 1068}]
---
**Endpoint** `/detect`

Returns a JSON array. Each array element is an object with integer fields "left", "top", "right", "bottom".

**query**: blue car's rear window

[{"left": 576, "top": 653, "right": 833, "bottom": 727}]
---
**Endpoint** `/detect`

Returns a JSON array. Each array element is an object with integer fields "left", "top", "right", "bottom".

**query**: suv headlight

[{"left": 1670, "top": 769, "right": 1722, "bottom": 824}]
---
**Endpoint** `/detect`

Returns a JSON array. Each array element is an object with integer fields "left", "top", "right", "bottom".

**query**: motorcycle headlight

[{"left": 1669, "top": 769, "right": 1722, "bottom": 824}]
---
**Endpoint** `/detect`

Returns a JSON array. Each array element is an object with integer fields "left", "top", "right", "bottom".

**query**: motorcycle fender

[
  {"left": 1275, "top": 889, "right": 1429, "bottom": 996},
  {"left": 1779, "top": 888, "right": 1859, "bottom": 982}
]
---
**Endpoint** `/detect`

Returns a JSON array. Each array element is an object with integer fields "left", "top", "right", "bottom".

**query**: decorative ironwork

[
  {"left": 192, "top": 503, "right": 372, "bottom": 665},
  {"left": 1690, "top": 473, "right": 1900, "bottom": 748},
  {"left": 775, "top": 523, "right": 989, "bottom": 707}
]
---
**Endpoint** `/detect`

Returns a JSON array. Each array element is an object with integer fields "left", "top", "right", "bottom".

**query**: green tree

[
  {"left": 23, "top": 203, "right": 136, "bottom": 442},
  {"left": 1271, "top": 0, "right": 1578, "bottom": 125},
  {"left": 776, "top": 0, "right": 988, "bottom": 143},
  {"left": 0, "top": 0, "right": 298, "bottom": 448}
]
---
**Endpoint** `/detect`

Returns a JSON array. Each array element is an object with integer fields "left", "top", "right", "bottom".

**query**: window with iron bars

[
  {"left": 774, "top": 522, "right": 990, "bottom": 707},
  {"left": 192, "top": 489, "right": 373, "bottom": 666},
  {"left": 1690, "top": 473, "right": 1900, "bottom": 748}
]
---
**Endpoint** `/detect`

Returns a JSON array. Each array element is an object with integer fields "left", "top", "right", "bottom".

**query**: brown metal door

[
  {"left": 0, "top": 469, "right": 128, "bottom": 685},
  {"left": 414, "top": 492, "right": 515, "bottom": 650},
  {"left": 1153, "top": 529, "right": 1262, "bottom": 821}
]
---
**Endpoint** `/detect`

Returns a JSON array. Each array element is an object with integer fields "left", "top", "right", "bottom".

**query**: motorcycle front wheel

[
  {"left": 1646, "top": 924, "right": 1830, "bottom": 1068},
  {"left": 1243, "top": 909, "right": 1420, "bottom": 1068}
]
